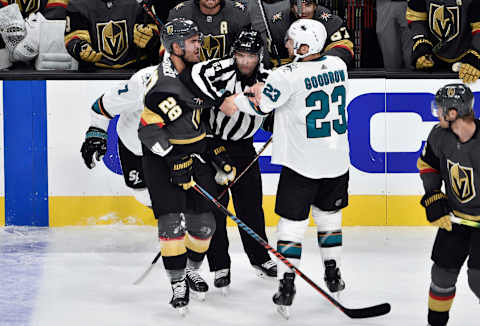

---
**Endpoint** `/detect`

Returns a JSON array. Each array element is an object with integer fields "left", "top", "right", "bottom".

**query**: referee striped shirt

[{"left": 190, "top": 57, "right": 271, "bottom": 141}]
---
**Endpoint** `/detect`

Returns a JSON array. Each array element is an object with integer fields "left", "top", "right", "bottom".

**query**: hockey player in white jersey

[
  {"left": 220, "top": 19, "right": 350, "bottom": 319},
  {"left": 80, "top": 65, "right": 157, "bottom": 208}
]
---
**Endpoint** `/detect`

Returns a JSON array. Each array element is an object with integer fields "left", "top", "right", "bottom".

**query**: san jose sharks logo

[
  {"left": 429, "top": 4, "right": 460, "bottom": 42},
  {"left": 97, "top": 20, "right": 129, "bottom": 62},
  {"left": 447, "top": 159, "right": 476, "bottom": 204}
]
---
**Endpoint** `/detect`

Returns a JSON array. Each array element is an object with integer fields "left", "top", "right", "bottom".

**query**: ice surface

[{"left": 0, "top": 226, "right": 478, "bottom": 326}]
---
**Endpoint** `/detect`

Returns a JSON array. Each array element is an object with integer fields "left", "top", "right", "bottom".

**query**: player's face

[
  {"left": 199, "top": 0, "right": 221, "bottom": 10},
  {"left": 292, "top": 3, "right": 316, "bottom": 19},
  {"left": 285, "top": 38, "right": 295, "bottom": 58},
  {"left": 235, "top": 51, "right": 259, "bottom": 76},
  {"left": 183, "top": 34, "right": 203, "bottom": 63}
]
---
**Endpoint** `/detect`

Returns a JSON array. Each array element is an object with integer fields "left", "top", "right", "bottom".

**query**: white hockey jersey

[
  {"left": 235, "top": 55, "right": 350, "bottom": 179},
  {"left": 90, "top": 65, "right": 157, "bottom": 156}
]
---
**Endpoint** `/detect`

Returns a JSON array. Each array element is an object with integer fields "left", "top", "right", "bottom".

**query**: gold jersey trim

[
  {"left": 169, "top": 133, "right": 206, "bottom": 144},
  {"left": 406, "top": 7, "right": 428, "bottom": 22},
  {"left": 452, "top": 210, "right": 480, "bottom": 222},
  {"left": 64, "top": 30, "right": 91, "bottom": 45}
]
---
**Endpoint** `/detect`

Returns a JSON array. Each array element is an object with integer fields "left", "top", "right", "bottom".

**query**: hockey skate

[
  {"left": 253, "top": 259, "right": 277, "bottom": 278},
  {"left": 170, "top": 278, "right": 189, "bottom": 316},
  {"left": 186, "top": 268, "right": 209, "bottom": 301},
  {"left": 324, "top": 259, "right": 345, "bottom": 299},
  {"left": 214, "top": 268, "right": 230, "bottom": 296},
  {"left": 272, "top": 273, "right": 296, "bottom": 320}
]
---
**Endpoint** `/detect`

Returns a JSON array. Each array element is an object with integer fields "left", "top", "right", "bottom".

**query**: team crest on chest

[
  {"left": 447, "top": 159, "right": 476, "bottom": 203},
  {"left": 14, "top": 0, "right": 40, "bottom": 16},
  {"left": 97, "top": 20, "right": 129, "bottom": 61},
  {"left": 429, "top": 4, "right": 460, "bottom": 42},
  {"left": 201, "top": 34, "right": 226, "bottom": 60}
]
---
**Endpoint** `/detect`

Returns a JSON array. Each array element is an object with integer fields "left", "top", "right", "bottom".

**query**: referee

[{"left": 180, "top": 29, "right": 277, "bottom": 291}]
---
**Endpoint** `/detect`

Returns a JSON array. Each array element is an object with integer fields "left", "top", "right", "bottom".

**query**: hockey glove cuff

[
  {"left": 166, "top": 154, "right": 195, "bottom": 190},
  {"left": 80, "top": 126, "right": 107, "bottom": 169},
  {"left": 73, "top": 40, "right": 102, "bottom": 63},
  {"left": 412, "top": 36, "right": 435, "bottom": 70},
  {"left": 458, "top": 50, "right": 480, "bottom": 84},
  {"left": 420, "top": 191, "right": 452, "bottom": 231}
]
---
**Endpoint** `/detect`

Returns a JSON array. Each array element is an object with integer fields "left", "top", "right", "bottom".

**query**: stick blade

[{"left": 343, "top": 302, "right": 391, "bottom": 319}]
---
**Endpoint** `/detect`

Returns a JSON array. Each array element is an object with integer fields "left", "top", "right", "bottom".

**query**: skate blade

[
  {"left": 276, "top": 305, "right": 290, "bottom": 320},
  {"left": 175, "top": 306, "right": 189, "bottom": 317},
  {"left": 190, "top": 289, "right": 206, "bottom": 301}
]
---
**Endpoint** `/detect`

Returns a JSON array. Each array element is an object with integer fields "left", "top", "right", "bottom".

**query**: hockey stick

[
  {"left": 192, "top": 182, "right": 391, "bottom": 319},
  {"left": 450, "top": 214, "right": 480, "bottom": 229},
  {"left": 133, "top": 251, "right": 161, "bottom": 285},
  {"left": 217, "top": 137, "right": 273, "bottom": 200},
  {"left": 137, "top": 0, "right": 164, "bottom": 32}
]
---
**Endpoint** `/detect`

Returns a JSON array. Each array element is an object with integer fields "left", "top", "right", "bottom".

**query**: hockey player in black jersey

[
  {"left": 0, "top": 0, "right": 68, "bottom": 19},
  {"left": 249, "top": 0, "right": 353, "bottom": 67},
  {"left": 64, "top": 0, "right": 159, "bottom": 71},
  {"left": 418, "top": 83, "right": 480, "bottom": 326},
  {"left": 407, "top": 0, "right": 480, "bottom": 84},
  {"left": 168, "top": 0, "right": 251, "bottom": 61},
  {"left": 139, "top": 18, "right": 218, "bottom": 315},
  {"left": 179, "top": 28, "right": 277, "bottom": 294}
]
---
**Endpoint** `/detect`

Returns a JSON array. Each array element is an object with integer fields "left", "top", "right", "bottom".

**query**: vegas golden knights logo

[
  {"left": 429, "top": 4, "right": 460, "bottom": 42},
  {"left": 200, "top": 35, "right": 226, "bottom": 61},
  {"left": 447, "top": 159, "right": 476, "bottom": 204},
  {"left": 96, "top": 20, "right": 129, "bottom": 61},
  {"left": 14, "top": 0, "right": 40, "bottom": 16}
]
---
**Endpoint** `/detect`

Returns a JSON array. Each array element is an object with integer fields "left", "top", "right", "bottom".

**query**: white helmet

[{"left": 286, "top": 19, "right": 327, "bottom": 61}]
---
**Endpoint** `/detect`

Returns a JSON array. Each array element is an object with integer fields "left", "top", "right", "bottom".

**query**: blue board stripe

[{"left": 3, "top": 81, "right": 49, "bottom": 226}]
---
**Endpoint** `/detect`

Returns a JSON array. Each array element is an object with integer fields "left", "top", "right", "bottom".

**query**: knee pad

[
  {"left": 185, "top": 212, "right": 215, "bottom": 254},
  {"left": 131, "top": 188, "right": 152, "bottom": 207},
  {"left": 276, "top": 217, "right": 309, "bottom": 243},
  {"left": 185, "top": 212, "right": 216, "bottom": 239},
  {"left": 467, "top": 268, "right": 480, "bottom": 300},
  {"left": 157, "top": 213, "right": 185, "bottom": 239},
  {"left": 431, "top": 264, "right": 460, "bottom": 288},
  {"left": 311, "top": 206, "right": 342, "bottom": 230},
  {"left": 158, "top": 213, "right": 186, "bottom": 257}
]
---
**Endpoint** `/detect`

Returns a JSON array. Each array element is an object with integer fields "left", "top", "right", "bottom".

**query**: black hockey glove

[
  {"left": 420, "top": 191, "right": 452, "bottom": 231},
  {"left": 262, "top": 113, "right": 274, "bottom": 133},
  {"left": 166, "top": 154, "right": 195, "bottom": 190},
  {"left": 80, "top": 127, "right": 107, "bottom": 169},
  {"left": 208, "top": 139, "right": 236, "bottom": 185},
  {"left": 411, "top": 36, "right": 435, "bottom": 70}
]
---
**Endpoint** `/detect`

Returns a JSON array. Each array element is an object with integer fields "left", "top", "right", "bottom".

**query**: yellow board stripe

[
  {"left": 0, "top": 197, "right": 5, "bottom": 226},
  {"left": 48, "top": 195, "right": 429, "bottom": 227}
]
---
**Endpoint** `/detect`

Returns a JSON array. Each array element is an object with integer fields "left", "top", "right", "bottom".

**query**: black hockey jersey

[
  {"left": 64, "top": 0, "right": 152, "bottom": 69},
  {"left": 418, "top": 121, "right": 480, "bottom": 220},
  {"left": 407, "top": 0, "right": 480, "bottom": 62},
  {"left": 0, "top": 0, "right": 68, "bottom": 19},
  {"left": 168, "top": 0, "right": 251, "bottom": 61},
  {"left": 250, "top": 0, "right": 353, "bottom": 66},
  {"left": 139, "top": 54, "right": 213, "bottom": 156}
]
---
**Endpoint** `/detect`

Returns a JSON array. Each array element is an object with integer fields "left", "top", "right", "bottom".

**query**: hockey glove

[
  {"left": 166, "top": 154, "right": 195, "bottom": 190},
  {"left": 74, "top": 40, "right": 102, "bottom": 63},
  {"left": 458, "top": 50, "right": 480, "bottom": 84},
  {"left": 209, "top": 140, "right": 236, "bottom": 185},
  {"left": 133, "top": 24, "right": 158, "bottom": 49},
  {"left": 80, "top": 127, "right": 107, "bottom": 169},
  {"left": 420, "top": 191, "right": 452, "bottom": 231},
  {"left": 412, "top": 36, "right": 435, "bottom": 70}
]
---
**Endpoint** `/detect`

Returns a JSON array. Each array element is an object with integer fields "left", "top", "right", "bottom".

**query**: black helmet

[
  {"left": 290, "top": 0, "right": 317, "bottom": 6},
  {"left": 231, "top": 29, "right": 264, "bottom": 60},
  {"left": 161, "top": 18, "right": 201, "bottom": 53},
  {"left": 433, "top": 83, "right": 475, "bottom": 118}
]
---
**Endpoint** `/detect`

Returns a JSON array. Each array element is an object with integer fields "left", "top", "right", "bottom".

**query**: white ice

[{"left": 0, "top": 226, "right": 478, "bottom": 326}]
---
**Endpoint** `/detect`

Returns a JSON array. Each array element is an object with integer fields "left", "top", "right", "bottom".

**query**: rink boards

[{"left": 1, "top": 79, "right": 479, "bottom": 226}]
